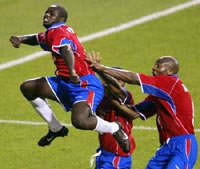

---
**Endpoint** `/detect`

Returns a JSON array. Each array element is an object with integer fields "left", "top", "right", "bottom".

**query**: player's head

[
  {"left": 43, "top": 5, "right": 68, "bottom": 28},
  {"left": 152, "top": 56, "right": 179, "bottom": 76}
]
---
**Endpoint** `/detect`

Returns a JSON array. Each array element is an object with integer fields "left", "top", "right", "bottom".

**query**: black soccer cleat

[
  {"left": 113, "top": 121, "right": 130, "bottom": 153},
  {"left": 38, "top": 126, "right": 69, "bottom": 147}
]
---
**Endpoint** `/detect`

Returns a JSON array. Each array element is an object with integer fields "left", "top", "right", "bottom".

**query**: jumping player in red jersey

[
  {"left": 91, "top": 56, "right": 198, "bottom": 169},
  {"left": 87, "top": 52, "right": 136, "bottom": 169},
  {"left": 9, "top": 5, "right": 130, "bottom": 153}
]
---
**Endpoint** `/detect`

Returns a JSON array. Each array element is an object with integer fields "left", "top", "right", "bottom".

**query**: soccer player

[
  {"left": 87, "top": 52, "right": 136, "bottom": 169},
  {"left": 91, "top": 56, "right": 198, "bottom": 169},
  {"left": 9, "top": 5, "right": 130, "bottom": 153},
  {"left": 94, "top": 71, "right": 136, "bottom": 169}
]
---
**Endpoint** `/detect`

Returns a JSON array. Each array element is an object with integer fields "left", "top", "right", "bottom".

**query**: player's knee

[
  {"left": 71, "top": 119, "right": 80, "bottom": 129},
  {"left": 71, "top": 117, "right": 87, "bottom": 129},
  {"left": 20, "top": 81, "right": 29, "bottom": 94},
  {"left": 71, "top": 102, "right": 93, "bottom": 129},
  {"left": 20, "top": 81, "right": 35, "bottom": 100}
]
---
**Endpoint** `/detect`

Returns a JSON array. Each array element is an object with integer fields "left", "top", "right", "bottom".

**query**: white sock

[
  {"left": 94, "top": 116, "right": 119, "bottom": 134},
  {"left": 30, "top": 98, "right": 63, "bottom": 132}
]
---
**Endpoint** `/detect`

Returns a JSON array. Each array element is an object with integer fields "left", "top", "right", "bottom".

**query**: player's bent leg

[
  {"left": 71, "top": 101, "right": 119, "bottom": 132},
  {"left": 20, "top": 77, "right": 57, "bottom": 101},
  {"left": 71, "top": 101, "right": 97, "bottom": 130},
  {"left": 20, "top": 77, "right": 68, "bottom": 146},
  {"left": 72, "top": 101, "right": 130, "bottom": 153}
]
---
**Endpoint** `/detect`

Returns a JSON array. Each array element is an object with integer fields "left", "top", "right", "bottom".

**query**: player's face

[
  {"left": 152, "top": 60, "right": 169, "bottom": 76},
  {"left": 43, "top": 6, "right": 62, "bottom": 28}
]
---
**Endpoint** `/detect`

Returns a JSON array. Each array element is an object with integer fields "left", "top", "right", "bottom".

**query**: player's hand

[
  {"left": 91, "top": 61, "right": 105, "bottom": 72},
  {"left": 85, "top": 50, "right": 101, "bottom": 64},
  {"left": 85, "top": 50, "right": 105, "bottom": 72},
  {"left": 9, "top": 36, "right": 22, "bottom": 48},
  {"left": 70, "top": 70, "right": 80, "bottom": 84}
]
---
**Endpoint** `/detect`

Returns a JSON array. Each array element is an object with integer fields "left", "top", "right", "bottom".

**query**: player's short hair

[
  {"left": 159, "top": 56, "right": 179, "bottom": 74},
  {"left": 51, "top": 5, "right": 68, "bottom": 22}
]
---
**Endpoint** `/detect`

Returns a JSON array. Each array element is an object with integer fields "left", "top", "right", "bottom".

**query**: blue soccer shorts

[
  {"left": 46, "top": 74, "right": 104, "bottom": 112},
  {"left": 145, "top": 134, "right": 198, "bottom": 169},
  {"left": 95, "top": 147, "right": 132, "bottom": 169}
]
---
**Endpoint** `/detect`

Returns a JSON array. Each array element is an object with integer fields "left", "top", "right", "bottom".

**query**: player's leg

[
  {"left": 166, "top": 155, "right": 185, "bottom": 169},
  {"left": 20, "top": 77, "right": 68, "bottom": 146},
  {"left": 70, "top": 74, "right": 130, "bottom": 152},
  {"left": 166, "top": 135, "right": 198, "bottom": 169},
  {"left": 145, "top": 144, "right": 170, "bottom": 169},
  {"left": 71, "top": 101, "right": 119, "bottom": 132},
  {"left": 187, "top": 136, "right": 198, "bottom": 169},
  {"left": 70, "top": 74, "right": 118, "bottom": 131},
  {"left": 71, "top": 101, "right": 97, "bottom": 130},
  {"left": 20, "top": 77, "right": 57, "bottom": 100},
  {"left": 71, "top": 101, "right": 130, "bottom": 153},
  {"left": 145, "top": 157, "right": 167, "bottom": 169}
]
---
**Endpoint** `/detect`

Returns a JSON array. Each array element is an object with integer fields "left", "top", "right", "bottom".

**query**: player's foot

[
  {"left": 113, "top": 121, "right": 130, "bottom": 153},
  {"left": 38, "top": 126, "right": 69, "bottom": 147}
]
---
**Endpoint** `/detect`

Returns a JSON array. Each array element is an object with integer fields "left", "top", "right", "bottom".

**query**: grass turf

[{"left": 0, "top": 1, "right": 199, "bottom": 168}]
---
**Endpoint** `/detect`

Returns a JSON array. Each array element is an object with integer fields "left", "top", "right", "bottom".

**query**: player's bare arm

[
  {"left": 92, "top": 64, "right": 140, "bottom": 85},
  {"left": 86, "top": 51, "right": 126, "bottom": 99},
  {"left": 102, "top": 73, "right": 140, "bottom": 120},
  {"left": 110, "top": 99, "right": 140, "bottom": 120},
  {"left": 100, "top": 72, "right": 127, "bottom": 101},
  {"left": 59, "top": 45, "right": 80, "bottom": 83},
  {"left": 9, "top": 34, "right": 38, "bottom": 48}
]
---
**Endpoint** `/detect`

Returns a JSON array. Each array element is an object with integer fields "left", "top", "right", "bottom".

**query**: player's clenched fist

[{"left": 9, "top": 36, "right": 22, "bottom": 48}]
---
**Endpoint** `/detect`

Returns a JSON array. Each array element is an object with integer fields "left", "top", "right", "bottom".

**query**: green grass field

[{"left": 0, "top": 0, "right": 200, "bottom": 168}]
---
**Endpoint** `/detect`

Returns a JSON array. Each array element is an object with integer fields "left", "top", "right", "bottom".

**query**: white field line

[
  {"left": 1, "top": 0, "right": 200, "bottom": 71},
  {"left": 0, "top": 119, "right": 200, "bottom": 132},
  {"left": 0, "top": 119, "right": 72, "bottom": 127},
  {"left": 0, "top": 51, "right": 49, "bottom": 70}
]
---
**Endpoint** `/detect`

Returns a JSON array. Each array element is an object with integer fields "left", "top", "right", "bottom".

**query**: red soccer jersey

[
  {"left": 96, "top": 90, "right": 136, "bottom": 156},
  {"left": 135, "top": 73, "right": 195, "bottom": 144},
  {"left": 37, "top": 22, "right": 94, "bottom": 77}
]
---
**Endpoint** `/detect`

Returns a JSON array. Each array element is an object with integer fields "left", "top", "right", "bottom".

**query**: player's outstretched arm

[
  {"left": 85, "top": 51, "right": 126, "bottom": 100},
  {"left": 99, "top": 71, "right": 127, "bottom": 101},
  {"left": 9, "top": 34, "right": 38, "bottom": 48},
  {"left": 93, "top": 64, "right": 140, "bottom": 85}
]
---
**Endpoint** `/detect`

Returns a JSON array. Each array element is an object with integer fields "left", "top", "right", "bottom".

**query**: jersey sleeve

[
  {"left": 138, "top": 73, "right": 178, "bottom": 114},
  {"left": 51, "top": 36, "right": 73, "bottom": 54},
  {"left": 37, "top": 32, "right": 50, "bottom": 51},
  {"left": 134, "top": 95, "right": 157, "bottom": 120}
]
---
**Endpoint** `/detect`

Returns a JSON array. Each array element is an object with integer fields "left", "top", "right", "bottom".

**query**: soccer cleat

[
  {"left": 113, "top": 121, "right": 130, "bottom": 153},
  {"left": 38, "top": 126, "right": 69, "bottom": 147}
]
